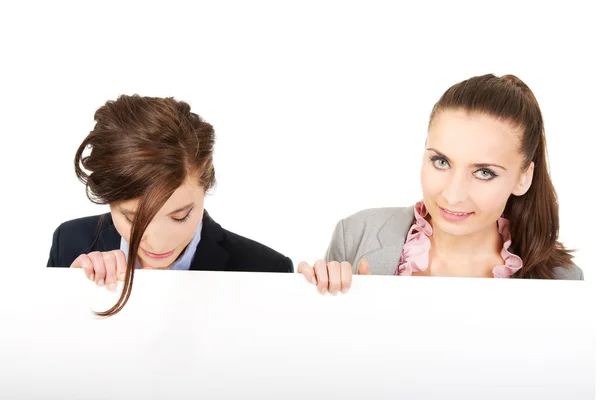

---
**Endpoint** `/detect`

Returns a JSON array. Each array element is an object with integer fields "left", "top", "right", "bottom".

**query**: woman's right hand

[
  {"left": 297, "top": 258, "right": 371, "bottom": 295},
  {"left": 70, "top": 250, "right": 127, "bottom": 292}
]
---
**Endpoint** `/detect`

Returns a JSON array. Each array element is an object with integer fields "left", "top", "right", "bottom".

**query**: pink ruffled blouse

[{"left": 396, "top": 201, "right": 523, "bottom": 278}]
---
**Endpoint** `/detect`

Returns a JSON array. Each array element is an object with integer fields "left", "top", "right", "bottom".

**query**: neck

[{"left": 428, "top": 216, "right": 503, "bottom": 261}]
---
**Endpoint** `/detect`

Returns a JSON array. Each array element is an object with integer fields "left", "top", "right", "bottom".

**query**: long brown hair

[
  {"left": 75, "top": 95, "right": 216, "bottom": 316},
  {"left": 429, "top": 73, "right": 575, "bottom": 279}
]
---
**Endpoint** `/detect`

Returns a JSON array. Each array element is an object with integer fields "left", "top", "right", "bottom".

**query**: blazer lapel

[
  {"left": 190, "top": 210, "right": 229, "bottom": 271},
  {"left": 358, "top": 207, "right": 415, "bottom": 275}
]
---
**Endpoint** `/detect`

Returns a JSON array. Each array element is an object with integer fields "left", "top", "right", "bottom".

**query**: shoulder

[
  {"left": 56, "top": 213, "right": 111, "bottom": 234},
  {"left": 337, "top": 206, "right": 415, "bottom": 237},
  {"left": 219, "top": 228, "right": 293, "bottom": 273},
  {"left": 341, "top": 206, "right": 414, "bottom": 226},
  {"left": 325, "top": 206, "right": 415, "bottom": 265},
  {"left": 553, "top": 264, "right": 585, "bottom": 280},
  {"left": 201, "top": 212, "right": 293, "bottom": 273},
  {"left": 47, "top": 213, "right": 119, "bottom": 268}
]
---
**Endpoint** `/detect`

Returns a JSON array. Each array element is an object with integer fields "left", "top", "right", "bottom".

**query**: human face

[
  {"left": 420, "top": 109, "right": 534, "bottom": 237},
  {"left": 110, "top": 174, "right": 205, "bottom": 269}
]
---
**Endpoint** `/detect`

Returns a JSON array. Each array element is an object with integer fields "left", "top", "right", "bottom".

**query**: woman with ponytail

[
  {"left": 47, "top": 95, "right": 293, "bottom": 316},
  {"left": 299, "top": 73, "right": 582, "bottom": 294}
]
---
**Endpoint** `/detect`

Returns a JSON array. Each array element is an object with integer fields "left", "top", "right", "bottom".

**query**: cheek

[
  {"left": 174, "top": 225, "right": 197, "bottom": 245},
  {"left": 470, "top": 182, "right": 513, "bottom": 216},
  {"left": 420, "top": 166, "right": 445, "bottom": 197}
]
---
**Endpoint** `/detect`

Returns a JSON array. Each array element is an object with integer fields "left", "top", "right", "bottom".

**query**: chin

[
  {"left": 139, "top": 255, "right": 175, "bottom": 270},
  {"left": 430, "top": 213, "right": 477, "bottom": 237},
  {"left": 436, "top": 222, "right": 474, "bottom": 237}
]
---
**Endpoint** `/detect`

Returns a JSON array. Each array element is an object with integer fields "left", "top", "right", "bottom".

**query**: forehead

[{"left": 427, "top": 110, "right": 522, "bottom": 163}]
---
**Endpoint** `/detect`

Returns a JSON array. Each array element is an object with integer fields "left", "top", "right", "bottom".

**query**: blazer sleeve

[
  {"left": 553, "top": 265, "right": 584, "bottom": 280},
  {"left": 47, "top": 224, "right": 62, "bottom": 268},
  {"left": 324, "top": 219, "right": 346, "bottom": 262},
  {"left": 279, "top": 256, "right": 294, "bottom": 273}
]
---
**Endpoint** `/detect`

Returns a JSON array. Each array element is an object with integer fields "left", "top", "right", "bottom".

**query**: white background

[
  {"left": 0, "top": 0, "right": 598, "bottom": 395},
  {"left": 1, "top": 1, "right": 598, "bottom": 276}
]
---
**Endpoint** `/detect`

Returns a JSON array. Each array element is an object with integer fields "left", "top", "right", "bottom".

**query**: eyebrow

[
  {"left": 426, "top": 148, "right": 507, "bottom": 171},
  {"left": 120, "top": 202, "right": 195, "bottom": 216}
]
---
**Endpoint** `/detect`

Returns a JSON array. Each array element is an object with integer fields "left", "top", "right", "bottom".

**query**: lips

[
  {"left": 442, "top": 208, "right": 471, "bottom": 216},
  {"left": 142, "top": 248, "right": 175, "bottom": 260},
  {"left": 439, "top": 207, "right": 474, "bottom": 222}
]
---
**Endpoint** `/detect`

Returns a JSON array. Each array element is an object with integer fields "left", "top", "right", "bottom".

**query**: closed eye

[
  {"left": 172, "top": 207, "right": 194, "bottom": 223},
  {"left": 120, "top": 207, "right": 194, "bottom": 225},
  {"left": 122, "top": 212, "right": 134, "bottom": 224}
]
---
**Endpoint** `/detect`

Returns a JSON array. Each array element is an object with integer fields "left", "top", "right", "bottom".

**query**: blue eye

[
  {"left": 475, "top": 169, "right": 497, "bottom": 181},
  {"left": 430, "top": 156, "right": 450, "bottom": 170}
]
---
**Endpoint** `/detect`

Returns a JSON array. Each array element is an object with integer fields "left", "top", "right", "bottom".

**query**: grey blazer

[{"left": 324, "top": 206, "right": 584, "bottom": 280}]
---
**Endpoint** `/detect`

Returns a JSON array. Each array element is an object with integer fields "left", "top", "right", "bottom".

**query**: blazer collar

[
  {"left": 377, "top": 206, "right": 415, "bottom": 248},
  {"left": 360, "top": 207, "right": 415, "bottom": 275},
  {"left": 189, "top": 210, "right": 229, "bottom": 271}
]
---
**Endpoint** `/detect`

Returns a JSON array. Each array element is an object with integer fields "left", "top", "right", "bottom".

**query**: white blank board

[{"left": 0, "top": 269, "right": 595, "bottom": 399}]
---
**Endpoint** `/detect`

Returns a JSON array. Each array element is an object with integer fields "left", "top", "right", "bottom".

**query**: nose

[
  {"left": 441, "top": 170, "right": 469, "bottom": 206},
  {"left": 140, "top": 223, "right": 170, "bottom": 253}
]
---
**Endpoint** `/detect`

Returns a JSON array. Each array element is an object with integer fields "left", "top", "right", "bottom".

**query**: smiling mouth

[
  {"left": 142, "top": 248, "right": 175, "bottom": 259},
  {"left": 439, "top": 207, "right": 474, "bottom": 222},
  {"left": 441, "top": 208, "right": 472, "bottom": 216}
]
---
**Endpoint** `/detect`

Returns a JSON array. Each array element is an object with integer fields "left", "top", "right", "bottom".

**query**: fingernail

[
  {"left": 119, "top": 273, "right": 125, "bottom": 281},
  {"left": 332, "top": 290, "right": 338, "bottom": 296},
  {"left": 311, "top": 277, "right": 317, "bottom": 285},
  {"left": 89, "top": 274, "right": 94, "bottom": 282},
  {"left": 108, "top": 283, "right": 117, "bottom": 292},
  {"left": 319, "top": 287, "right": 327, "bottom": 295},
  {"left": 342, "top": 288, "right": 348, "bottom": 294},
  {"left": 98, "top": 279, "right": 104, "bottom": 287}
]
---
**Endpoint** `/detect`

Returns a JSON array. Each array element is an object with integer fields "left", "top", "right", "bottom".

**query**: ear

[{"left": 512, "top": 162, "right": 534, "bottom": 196}]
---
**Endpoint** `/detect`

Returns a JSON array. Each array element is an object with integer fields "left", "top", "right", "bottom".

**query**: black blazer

[{"left": 47, "top": 210, "right": 294, "bottom": 273}]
